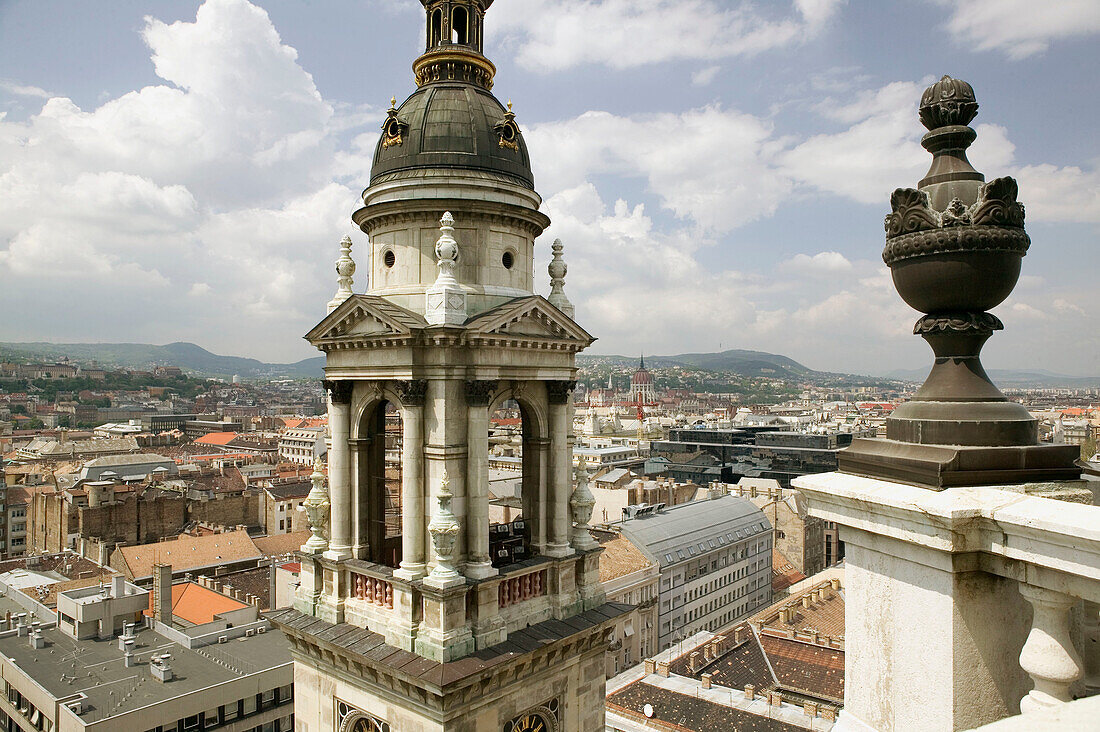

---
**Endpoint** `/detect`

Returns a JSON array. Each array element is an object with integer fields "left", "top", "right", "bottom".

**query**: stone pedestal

[
  {"left": 415, "top": 582, "right": 475, "bottom": 662},
  {"left": 294, "top": 555, "right": 323, "bottom": 616}
]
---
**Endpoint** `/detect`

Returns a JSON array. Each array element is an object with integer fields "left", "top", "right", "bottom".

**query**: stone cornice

[
  {"left": 354, "top": 200, "right": 549, "bottom": 238},
  {"left": 315, "top": 331, "right": 590, "bottom": 355},
  {"left": 793, "top": 472, "right": 1100, "bottom": 603},
  {"left": 270, "top": 605, "right": 623, "bottom": 712}
]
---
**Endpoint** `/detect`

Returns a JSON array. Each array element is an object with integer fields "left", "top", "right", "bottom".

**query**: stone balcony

[
  {"left": 793, "top": 471, "right": 1099, "bottom": 732},
  {"left": 297, "top": 548, "right": 605, "bottom": 661}
]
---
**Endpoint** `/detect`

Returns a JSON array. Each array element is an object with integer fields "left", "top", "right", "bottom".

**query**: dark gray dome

[{"left": 370, "top": 83, "right": 534, "bottom": 189}]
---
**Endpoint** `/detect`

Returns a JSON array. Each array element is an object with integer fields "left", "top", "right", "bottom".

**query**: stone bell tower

[{"left": 268, "top": 2, "right": 629, "bottom": 730}]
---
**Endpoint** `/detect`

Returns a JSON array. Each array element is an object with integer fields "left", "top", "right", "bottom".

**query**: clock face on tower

[{"left": 510, "top": 711, "right": 551, "bottom": 731}]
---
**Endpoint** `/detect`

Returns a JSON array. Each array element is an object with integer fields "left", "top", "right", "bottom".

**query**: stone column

[
  {"left": 322, "top": 380, "right": 353, "bottom": 561},
  {"left": 464, "top": 380, "right": 497, "bottom": 579},
  {"left": 546, "top": 380, "right": 575, "bottom": 558},
  {"left": 395, "top": 380, "right": 427, "bottom": 581}
]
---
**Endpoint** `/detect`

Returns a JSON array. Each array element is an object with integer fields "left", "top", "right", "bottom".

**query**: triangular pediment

[
  {"left": 305, "top": 295, "right": 425, "bottom": 345},
  {"left": 465, "top": 296, "right": 595, "bottom": 345}
]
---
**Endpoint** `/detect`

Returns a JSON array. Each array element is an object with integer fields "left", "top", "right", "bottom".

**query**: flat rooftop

[{"left": 0, "top": 602, "right": 290, "bottom": 723}]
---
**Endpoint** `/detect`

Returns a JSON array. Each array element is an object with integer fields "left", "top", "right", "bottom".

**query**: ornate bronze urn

[{"left": 839, "top": 77, "right": 1081, "bottom": 487}]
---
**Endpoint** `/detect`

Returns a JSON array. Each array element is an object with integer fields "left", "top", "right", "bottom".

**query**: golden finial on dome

[
  {"left": 507, "top": 100, "right": 512, "bottom": 112},
  {"left": 390, "top": 96, "right": 396, "bottom": 108}
]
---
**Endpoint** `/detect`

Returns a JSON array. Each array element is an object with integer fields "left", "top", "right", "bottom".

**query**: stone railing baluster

[{"left": 1019, "top": 583, "right": 1083, "bottom": 713}]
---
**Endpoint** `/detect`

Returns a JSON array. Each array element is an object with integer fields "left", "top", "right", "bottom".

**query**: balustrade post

[{"left": 1018, "top": 583, "right": 1083, "bottom": 713}]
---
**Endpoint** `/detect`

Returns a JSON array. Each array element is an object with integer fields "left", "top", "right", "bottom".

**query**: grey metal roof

[
  {"left": 83, "top": 453, "right": 173, "bottom": 467},
  {"left": 370, "top": 82, "right": 534, "bottom": 189},
  {"left": 619, "top": 496, "right": 770, "bottom": 569}
]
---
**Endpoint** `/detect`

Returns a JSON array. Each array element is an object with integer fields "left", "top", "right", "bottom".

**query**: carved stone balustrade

[
  {"left": 794, "top": 471, "right": 1100, "bottom": 732},
  {"left": 343, "top": 560, "right": 401, "bottom": 637},
  {"left": 353, "top": 572, "right": 394, "bottom": 609},
  {"left": 499, "top": 568, "right": 546, "bottom": 608}
]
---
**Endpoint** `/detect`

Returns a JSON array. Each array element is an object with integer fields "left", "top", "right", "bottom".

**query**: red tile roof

[
  {"left": 144, "top": 581, "right": 249, "bottom": 625},
  {"left": 194, "top": 431, "right": 239, "bottom": 446}
]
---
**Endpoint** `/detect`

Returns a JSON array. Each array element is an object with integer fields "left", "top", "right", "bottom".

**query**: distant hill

[
  {"left": 579, "top": 349, "right": 815, "bottom": 379},
  {"left": 0, "top": 341, "right": 324, "bottom": 379},
  {"left": 885, "top": 367, "right": 1100, "bottom": 388}
]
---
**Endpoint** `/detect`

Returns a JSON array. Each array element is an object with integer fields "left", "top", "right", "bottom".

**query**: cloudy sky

[{"left": 1, "top": 0, "right": 1097, "bottom": 375}]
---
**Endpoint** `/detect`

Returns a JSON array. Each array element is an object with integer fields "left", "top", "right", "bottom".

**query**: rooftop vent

[
  {"left": 150, "top": 653, "right": 174, "bottom": 682},
  {"left": 61, "top": 693, "right": 88, "bottom": 715}
]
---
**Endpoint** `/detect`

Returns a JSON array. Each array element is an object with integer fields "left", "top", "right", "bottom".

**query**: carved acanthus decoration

[
  {"left": 396, "top": 379, "right": 428, "bottom": 407},
  {"left": 570, "top": 458, "right": 598, "bottom": 551},
  {"left": 301, "top": 457, "right": 331, "bottom": 554},
  {"left": 327, "top": 236, "right": 356, "bottom": 313},
  {"left": 546, "top": 380, "right": 576, "bottom": 405},
  {"left": 323, "top": 379, "right": 354, "bottom": 405},
  {"left": 427, "top": 471, "right": 461, "bottom": 582},
  {"left": 914, "top": 312, "right": 1004, "bottom": 335},
  {"left": 882, "top": 177, "right": 1030, "bottom": 266},
  {"left": 363, "top": 381, "right": 384, "bottom": 407},
  {"left": 464, "top": 380, "right": 498, "bottom": 407}
]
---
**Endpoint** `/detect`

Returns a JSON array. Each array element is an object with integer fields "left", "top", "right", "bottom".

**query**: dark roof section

[
  {"left": 370, "top": 83, "right": 534, "bottom": 189},
  {"left": 671, "top": 633, "right": 774, "bottom": 692},
  {"left": 759, "top": 634, "right": 844, "bottom": 703},
  {"left": 608, "top": 681, "right": 804, "bottom": 732},
  {"left": 266, "top": 479, "right": 311, "bottom": 500}
]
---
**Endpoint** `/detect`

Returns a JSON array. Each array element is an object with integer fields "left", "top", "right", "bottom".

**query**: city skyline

[{"left": 0, "top": 0, "right": 1097, "bottom": 375}]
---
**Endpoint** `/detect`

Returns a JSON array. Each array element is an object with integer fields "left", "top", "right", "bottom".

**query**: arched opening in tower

[
  {"left": 485, "top": 392, "right": 546, "bottom": 567},
  {"left": 430, "top": 8, "right": 443, "bottom": 48},
  {"left": 451, "top": 6, "right": 469, "bottom": 45},
  {"left": 354, "top": 399, "right": 403, "bottom": 568}
]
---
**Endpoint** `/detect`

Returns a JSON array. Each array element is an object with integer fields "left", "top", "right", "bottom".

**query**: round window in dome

[
  {"left": 502, "top": 251, "right": 514, "bottom": 270},
  {"left": 383, "top": 250, "right": 396, "bottom": 268}
]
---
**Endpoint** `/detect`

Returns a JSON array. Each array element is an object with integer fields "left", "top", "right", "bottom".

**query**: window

[
  {"left": 204, "top": 709, "right": 219, "bottom": 728},
  {"left": 243, "top": 696, "right": 257, "bottom": 716},
  {"left": 183, "top": 716, "right": 200, "bottom": 731}
]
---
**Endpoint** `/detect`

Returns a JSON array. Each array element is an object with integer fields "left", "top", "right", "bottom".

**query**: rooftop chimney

[{"left": 153, "top": 564, "right": 172, "bottom": 624}]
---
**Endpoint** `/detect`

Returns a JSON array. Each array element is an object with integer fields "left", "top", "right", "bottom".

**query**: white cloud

[
  {"left": 0, "top": 0, "right": 365, "bottom": 361},
  {"left": 527, "top": 107, "right": 791, "bottom": 233},
  {"left": 492, "top": 0, "right": 844, "bottom": 71},
  {"left": 1052, "top": 298, "right": 1086, "bottom": 316},
  {"left": 782, "top": 251, "right": 853, "bottom": 272},
  {"left": 935, "top": 0, "right": 1100, "bottom": 59},
  {"left": 0, "top": 79, "right": 54, "bottom": 99},
  {"left": 1010, "top": 164, "right": 1100, "bottom": 224},
  {"left": 691, "top": 66, "right": 721, "bottom": 87}
]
